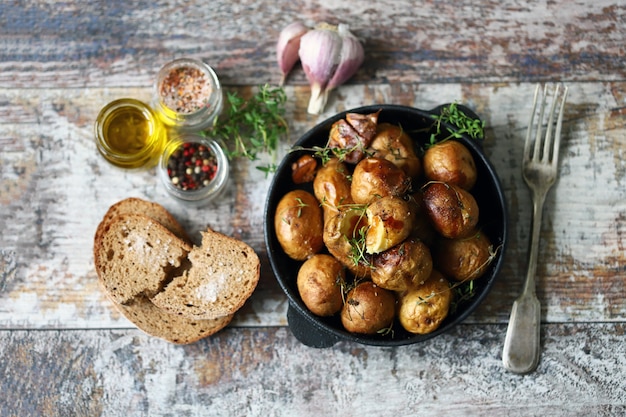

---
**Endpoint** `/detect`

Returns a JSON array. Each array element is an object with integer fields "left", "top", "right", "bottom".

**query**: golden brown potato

[
  {"left": 323, "top": 208, "right": 372, "bottom": 278},
  {"left": 434, "top": 231, "right": 494, "bottom": 282},
  {"left": 423, "top": 140, "right": 477, "bottom": 190},
  {"left": 422, "top": 182, "right": 479, "bottom": 239},
  {"left": 397, "top": 270, "right": 452, "bottom": 335},
  {"left": 313, "top": 158, "right": 353, "bottom": 218},
  {"left": 351, "top": 157, "right": 411, "bottom": 205},
  {"left": 341, "top": 281, "right": 396, "bottom": 334},
  {"left": 297, "top": 254, "right": 345, "bottom": 317},
  {"left": 274, "top": 189, "right": 324, "bottom": 261},
  {"left": 368, "top": 123, "right": 421, "bottom": 179},
  {"left": 291, "top": 154, "right": 318, "bottom": 184},
  {"left": 371, "top": 239, "right": 433, "bottom": 292},
  {"left": 365, "top": 196, "right": 415, "bottom": 254}
]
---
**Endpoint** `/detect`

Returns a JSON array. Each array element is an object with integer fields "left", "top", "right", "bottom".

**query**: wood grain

[
  {"left": 1, "top": 324, "right": 625, "bottom": 416},
  {"left": 0, "top": 0, "right": 624, "bottom": 88},
  {"left": 1, "top": 82, "right": 624, "bottom": 329},
  {"left": 0, "top": 0, "right": 625, "bottom": 413}
]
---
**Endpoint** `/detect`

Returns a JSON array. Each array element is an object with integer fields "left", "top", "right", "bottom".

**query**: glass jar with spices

[
  {"left": 94, "top": 98, "right": 166, "bottom": 169},
  {"left": 153, "top": 58, "right": 223, "bottom": 132},
  {"left": 158, "top": 134, "right": 229, "bottom": 205}
]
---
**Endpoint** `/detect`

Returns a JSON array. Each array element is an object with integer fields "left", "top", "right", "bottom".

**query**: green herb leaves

[
  {"left": 430, "top": 102, "right": 485, "bottom": 146},
  {"left": 210, "top": 84, "right": 288, "bottom": 175}
]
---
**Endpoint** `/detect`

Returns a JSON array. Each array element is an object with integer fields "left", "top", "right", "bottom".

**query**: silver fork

[{"left": 502, "top": 84, "right": 568, "bottom": 374}]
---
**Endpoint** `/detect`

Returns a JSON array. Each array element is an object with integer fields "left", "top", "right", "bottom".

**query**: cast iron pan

[{"left": 264, "top": 104, "right": 507, "bottom": 347}]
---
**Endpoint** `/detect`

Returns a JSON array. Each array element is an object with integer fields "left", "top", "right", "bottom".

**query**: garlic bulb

[
  {"left": 327, "top": 25, "right": 364, "bottom": 92},
  {"left": 298, "top": 23, "right": 364, "bottom": 115},
  {"left": 276, "top": 22, "right": 309, "bottom": 86}
]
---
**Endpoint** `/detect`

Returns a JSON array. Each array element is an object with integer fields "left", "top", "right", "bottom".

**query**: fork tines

[{"left": 524, "top": 84, "right": 569, "bottom": 166}]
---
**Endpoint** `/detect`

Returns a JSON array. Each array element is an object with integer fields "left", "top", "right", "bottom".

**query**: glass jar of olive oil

[{"left": 94, "top": 98, "right": 166, "bottom": 169}]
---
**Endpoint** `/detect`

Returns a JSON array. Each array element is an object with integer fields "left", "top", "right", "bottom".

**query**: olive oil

[{"left": 95, "top": 98, "right": 165, "bottom": 169}]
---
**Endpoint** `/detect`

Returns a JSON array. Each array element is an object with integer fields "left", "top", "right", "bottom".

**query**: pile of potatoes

[{"left": 274, "top": 110, "right": 495, "bottom": 337}]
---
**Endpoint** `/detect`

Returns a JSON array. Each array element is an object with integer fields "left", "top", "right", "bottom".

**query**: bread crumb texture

[
  {"left": 151, "top": 229, "right": 260, "bottom": 320},
  {"left": 196, "top": 273, "right": 228, "bottom": 302},
  {"left": 94, "top": 199, "right": 260, "bottom": 343}
]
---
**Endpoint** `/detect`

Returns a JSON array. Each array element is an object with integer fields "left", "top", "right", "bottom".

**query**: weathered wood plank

[
  {"left": 1, "top": 82, "right": 624, "bottom": 329},
  {"left": 0, "top": 0, "right": 624, "bottom": 88},
  {"left": 1, "top": 0, "right": 624, "bottom": 413},
  {"left": 1, "top": 324, "right": 625, "bottom": 416}
]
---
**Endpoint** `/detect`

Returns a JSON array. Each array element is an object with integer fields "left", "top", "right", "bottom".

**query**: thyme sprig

[
  {"left": 333, "top": 203, "right": 372, "bottom": 269},
  {"left": 210, "top": 84, "right": 288, "bottom": 176},
  {"left": 416, "top": 242, "right": 503, "bottom": 313},
  {"left": 292, "top": 141, "right": 372, "bottom": 166},
  {"left": 449, "top": 280, "right": 475, "bottom": 315},
  {"left": 347, "top": 224, "right": 371, "bottom": 269},
  {"left": 280, "top": 197, "right": 308, "bottom": 224},
  {"left": 429, "top": 102, "right": 485, "bottom": 146}
]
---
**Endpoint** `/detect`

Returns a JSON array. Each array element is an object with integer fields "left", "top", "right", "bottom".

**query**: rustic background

[{"left": 1, "top": 0, "right": 625, "bottom": 415}]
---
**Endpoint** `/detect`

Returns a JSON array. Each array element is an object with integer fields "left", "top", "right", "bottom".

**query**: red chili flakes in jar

[
  {"left": 159, "top": 66, "right": 213, "bottom": 114},
  {"left": 166, "top": 142, "right": 218, "bottom": 191}
]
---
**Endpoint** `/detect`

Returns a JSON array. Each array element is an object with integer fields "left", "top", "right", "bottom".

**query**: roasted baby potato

[
  {"left": 397, "top": 270, "right": 452, "bottom": 335},
  {"left": 328, "top": 119, "right": 366, "bottom": 164},
  {"left": 423, "top": 140, "right": 477, "bottom": 190},
  {"left": 422, "top": 182, "right": 479, "bottom": 239},
  {"left": 313, "top": 158, "right": 353, "bottom": 219},
  {"left": 323, "top": 208, "right": 372, "bottom": 278},
  {"left": 345, "top": 111, "right": 380, "bottom": 142},
  {"left": 274, "top": 189, "right": 324, "bottom": 261},
  {"left": 341, "top": 281, "right": 396, "bottom": 335},
  {"left": 371, "top": 238, "right": 433, "bottom": 292},
  {"left": 351, "top": 157, "right": 411, "bottom": 205},
  {"left": 297, "top": 254, "right": 345, "bottom": 317},
  {"left": 326, "top": 111, "right": 380, "bottom": 164},
  {"left": 291, "top": 154, "right": 318, "bottom": 184},
  {"left": 434, "top": 230, "right": 494, "bottom": 282},
  {"left": 368, "top": 122, "right": 422, "bottom": 179},
  {"left": 365, "top": 196, "right": 415, "bottom": 254}
]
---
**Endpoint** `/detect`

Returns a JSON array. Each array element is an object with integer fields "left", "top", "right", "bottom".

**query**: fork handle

[
  {"left": 502, "top": 191, "right": 546, "bottom": 373},
  {"left": 502, "top": 290, "right": 541, "bottom": 373}
]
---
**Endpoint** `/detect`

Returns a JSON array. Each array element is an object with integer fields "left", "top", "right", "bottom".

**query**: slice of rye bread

[
  {"left": 150, "top": 228, "right": 261, "bottom": 320},
  {"left": 94, "top": 197, "right": 190, "bottom": 244},
  {"left": 94, "top": 213, "right": 193, "bottom": 304},
  {"left": 109, "top": 293, "right": 233, "bottom": 344}
]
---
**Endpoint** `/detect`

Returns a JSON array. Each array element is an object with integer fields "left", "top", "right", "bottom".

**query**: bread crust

[
  {"left": 108, "top": 293, "right": 233, "bottom": 344},
  {"left": 93, "top": 198, "right": 260, "bottom": 343},
  {"left": 94, "top": 197, "right": 191, "bottom": 244}
]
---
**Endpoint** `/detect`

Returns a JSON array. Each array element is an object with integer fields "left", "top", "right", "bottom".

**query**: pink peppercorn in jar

[
  {"left": 158, "top": 134, "right": 229, "bottom": 205},
  {"left": 153, "top": 58, "right": 223, "bottom": 132}
]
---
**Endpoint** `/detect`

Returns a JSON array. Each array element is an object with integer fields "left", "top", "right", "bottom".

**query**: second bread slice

[
  {"left": 111, "top": 294, "right": 234, "bottom": 344},
  {"left": 151, "top": 228, "right": 261, "bottom": 320}
]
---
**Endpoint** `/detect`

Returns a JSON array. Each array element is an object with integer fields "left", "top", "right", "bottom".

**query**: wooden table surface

[{"left": 1, "top": 0, "right": 625, "bottom": 415}]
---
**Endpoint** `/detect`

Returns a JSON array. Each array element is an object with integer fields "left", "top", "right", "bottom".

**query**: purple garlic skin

[
  {"left": 299, "top": 26, "right": 343, "bottom": 90},
  {"left": 327, "top": 24, "right": 365, "bottom": 91},
  {"left": 298, "top": 23, "right": 364, "bottom": 115},
  {"left": 276, "top": 22, "right": 309, "bottom": 85}
]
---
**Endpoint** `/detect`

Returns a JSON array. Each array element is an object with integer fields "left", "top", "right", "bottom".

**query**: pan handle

[{"left": 287, "top": 304, "right": 341, "bottom": 348}]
